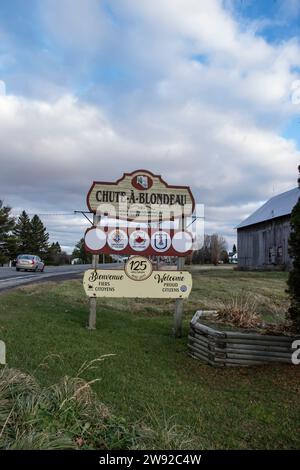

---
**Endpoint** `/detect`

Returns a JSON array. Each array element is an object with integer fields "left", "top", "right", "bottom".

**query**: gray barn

[{"left": 237, "top": 187, "right": 299, "bottom": 270}]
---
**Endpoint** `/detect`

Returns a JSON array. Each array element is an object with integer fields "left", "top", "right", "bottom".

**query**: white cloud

[
  {"left": 0, "top": 87, "right": 299, "bottom": 249},
  {"left": 0, "top": 80, "right": 6, "bottom": 96},
  {"left": 40, "top": 0, "right": 113, "bottom": 55},
  {"left": 1, "top": 0, "right": 300, "bottom": 250}
]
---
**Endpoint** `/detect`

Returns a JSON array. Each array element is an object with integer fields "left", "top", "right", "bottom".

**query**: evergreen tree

[
  {"left": 46, "top": 241, "right": 62, "bottom": 265},
  {"left": 2, "top": 235, "right": 18, "bottom": 263},
  {"left": 30, "top": 215, "right": 49, "bottom": 256},
  {"left": 54, "top": 241, "right": 61, "bottom": 253},
  {"left": 0, "top": 200, "right": 15, "bottom": 264},
  {"left": 232, "top": 244, "right": 237, "bottom": 254},
  {"left": 72, "top": 238, "right": 92, "bottom": 264},
  {"left": 287, "top": 193, "right": 300, "bottom": 332},
  {"left": 13, "top": 210, "right": 32, "bottom": 253}
]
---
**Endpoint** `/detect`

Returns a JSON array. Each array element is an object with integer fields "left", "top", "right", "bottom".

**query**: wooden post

[
  {"left": 88, "top": 214, "right": 100, "bottom": 330},
  {"left": 173, "top": 214, "right": 185, "bottom": 338},
  {"left": 173, "top": 256, "right": 185, "bottom": 337}
]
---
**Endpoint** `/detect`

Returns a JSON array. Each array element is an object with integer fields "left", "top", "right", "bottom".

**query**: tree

[
  {"left": 29, "top": 215, "right": 49, "bottom": 256},
  {"left": 13, "top": 211, "right": 32, "bottom": 253},
  {"left": 211, "top": 234, "right": 227, "bottom": 265},
  {"left": 220, "top": 249, "right": 229, "bottom": 264},
  {"left": 287, "top": 193, "right": 300, "bottom": 332},
  {"left": 0, "top": 200, "right": 15, "bottom": 264},
  {"left": 72, "top": 238, "right": 92, "bottom": 264},
  {"left": 2, "top": 235, "right": 18, "bottom": 263},
  {"left": 232, "top": 244, "right": 237, "bottom": 254},
  {"left": 192, "top": 234, "right": 227, "bottom": 265}
]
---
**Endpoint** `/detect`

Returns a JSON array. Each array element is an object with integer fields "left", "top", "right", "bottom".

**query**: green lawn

[{"left": 0, "top": 268, "right": 299, "bottom": 449}]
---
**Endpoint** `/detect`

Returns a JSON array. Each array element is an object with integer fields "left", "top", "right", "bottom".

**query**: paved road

[{"left": 0, "top": 264, "right": 112, "bottom": 293}]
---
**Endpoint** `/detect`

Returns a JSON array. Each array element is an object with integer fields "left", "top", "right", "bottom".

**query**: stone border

[{"left": 188, "top": 311, "right": 300, "bottom": 366}]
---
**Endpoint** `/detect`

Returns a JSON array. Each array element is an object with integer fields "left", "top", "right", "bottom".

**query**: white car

[{"left": 16, "top": 254, "right": 45, "bottom": 272}]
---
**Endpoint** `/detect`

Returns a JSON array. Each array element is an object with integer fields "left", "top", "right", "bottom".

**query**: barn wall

[{"left": 237, "top": 216, "right": 292, "bottom": 270}]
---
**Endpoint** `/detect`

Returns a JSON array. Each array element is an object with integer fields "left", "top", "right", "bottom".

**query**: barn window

[{"left": 269, "top": 247, "right": 275, "bottom": 264}]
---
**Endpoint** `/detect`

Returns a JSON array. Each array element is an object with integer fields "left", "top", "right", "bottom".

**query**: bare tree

[{"left": 192, "top": 233, "right": 227, "bottom": 265}]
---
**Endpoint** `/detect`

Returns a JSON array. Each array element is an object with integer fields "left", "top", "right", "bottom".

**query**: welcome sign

[{"left": 83, "top": 262, "right": 192, "bottom": 299}]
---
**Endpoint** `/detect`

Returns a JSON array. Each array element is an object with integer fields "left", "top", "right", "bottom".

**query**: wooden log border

[{"left": 188, "top": 311, "right": 300, "bottom": 367}]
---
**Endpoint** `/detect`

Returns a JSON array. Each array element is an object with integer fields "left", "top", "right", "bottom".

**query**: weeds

[
  {"left": 0, "top": 360, "right": 138, "bottom": 450},
  {"left": 0, "top": 361, "right": 194, "bottom": 450},
  {"left": 216, "top": 294, "right": 262, "bottom": 329},
  {"left": 133, "top": 407, "right": 197, "bottom": 450}
]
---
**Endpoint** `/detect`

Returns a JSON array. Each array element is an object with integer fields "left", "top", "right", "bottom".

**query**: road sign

[
  {"left": 87, "top": 169, "right": 194, "bottom": 221},
  {"left": 83, "top": 265, "right": 192, "bottom": 299}
]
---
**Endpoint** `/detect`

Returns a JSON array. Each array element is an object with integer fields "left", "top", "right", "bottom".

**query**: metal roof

[{"left": 236, "top": 187, "right": 300, "bottom": 229}]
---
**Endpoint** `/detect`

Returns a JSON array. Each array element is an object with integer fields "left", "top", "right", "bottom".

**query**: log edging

[{"left": 188, "top": 311, "right": 300, "bottom": 367}]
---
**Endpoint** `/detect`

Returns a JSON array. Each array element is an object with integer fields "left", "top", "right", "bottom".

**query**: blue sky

[{"left": 0, "top": 0, "right": 300, "bottom": 251}]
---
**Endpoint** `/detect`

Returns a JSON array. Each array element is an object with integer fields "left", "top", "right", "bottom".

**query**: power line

[{"left": 12, "top": 211, "right": 88, "bottom": 217}]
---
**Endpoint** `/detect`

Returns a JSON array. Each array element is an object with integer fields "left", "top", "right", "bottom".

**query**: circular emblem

[
  {"left": 84, "top": 227, "right": 106, "bottom": 252},
  {"left": 131, "top": 174, "right": 153, "bottom": 190},
  {"left": 129, "top": 229, "right": 150, "bottom": 252},
  {"left": 180, "top": 285, "right": 187, "bottom": 292},
  {"left": 107, "top": 228, "right": 128, "bottom": 251},
  {"left": 150, "top": 230, "right": 171, "bottom": 253},
  {"left": 124, "top": 256, "right": 153, "bottom": 281},
  {"left": 172, "top": 231, "right": 193, "bottom": 253}
]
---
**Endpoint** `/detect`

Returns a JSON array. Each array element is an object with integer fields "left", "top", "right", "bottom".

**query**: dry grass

[
  {"left": 134, "top": 409, "right": 197, "bottom": 450},
  {"left": 0, "top": 359, "right": 138, "bottom": 450},
  {"left": 0, "top": 360, "right": 195, "bottom": 450},
  {"left": 216, "top": 294, "right": 263, "bottom": 329},
  {"left": 213, "top": 293, "right": 296, "bottom": 335}
]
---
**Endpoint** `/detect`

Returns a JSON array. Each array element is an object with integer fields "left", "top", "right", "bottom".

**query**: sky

[{"left": 0, "top": 0, "right": 300, "bottom": 253}]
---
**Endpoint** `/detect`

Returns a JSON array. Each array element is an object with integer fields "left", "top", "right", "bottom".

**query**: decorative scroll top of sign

[{"left": 87, "top": 169, "right": 195, "bottom": 221}]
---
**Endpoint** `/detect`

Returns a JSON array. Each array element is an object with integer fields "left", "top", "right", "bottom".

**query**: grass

[{"left": 0, "top": 267, "right": 299, "bottom": 449}]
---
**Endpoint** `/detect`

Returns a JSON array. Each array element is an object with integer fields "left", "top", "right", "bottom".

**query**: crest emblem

[
  {"left": 137, "top": 175, "right": 149, "bottom": 189},
  {"left": 113, "top": 232, "right": 122, "bottom": 243},
  {"left": 107, "top": 229, "right": 128, "bottom": 251},
  {"left": 154, "top": 233, "right": 168, "bottom": 250},
  {"left": 132, "top": 174, "right": 153, "bottom": 190},
  {"left": 151, "top": 231, "right": 171, "bottom": 252}
]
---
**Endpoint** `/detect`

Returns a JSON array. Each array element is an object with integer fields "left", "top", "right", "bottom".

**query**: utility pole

[{"left": 88, "top": 214, "right": 100, "bottom": 330}]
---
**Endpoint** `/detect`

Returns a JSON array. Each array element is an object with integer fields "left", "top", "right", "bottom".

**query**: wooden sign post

[
  {"left": 174, "top": 215, "right": 186, "bottom": 337},
  {"left": 88, "top": 213, "right": 100, "bottom": 330}
]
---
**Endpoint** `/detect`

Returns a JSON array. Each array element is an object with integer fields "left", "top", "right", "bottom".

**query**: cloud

[
  {"left": 0, "top": 87, "right": 299, "bottom": 250},
  {"left": 0, "top": 80, "right": 6, "bottom": 95},
  {"left": 40, "top": 0, "right": 113, "bottom": 55}
]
